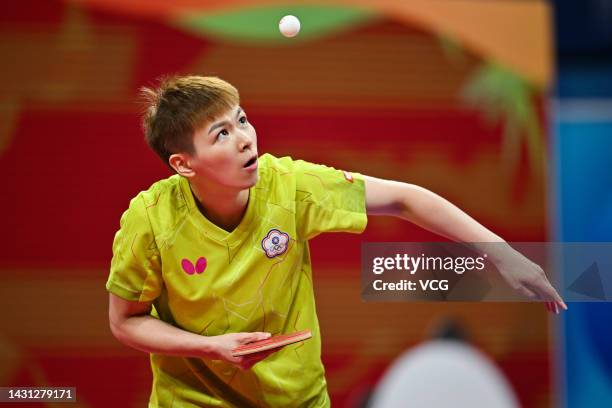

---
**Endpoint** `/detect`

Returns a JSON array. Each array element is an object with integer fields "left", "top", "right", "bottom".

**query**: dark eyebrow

[{"left": 208, "top": 107, "right": 244, "bottom": 135}]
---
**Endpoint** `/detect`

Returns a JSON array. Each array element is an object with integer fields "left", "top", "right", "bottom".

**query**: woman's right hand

[{"left": 205, "top": 332, "right": 276, "bottom": 370}]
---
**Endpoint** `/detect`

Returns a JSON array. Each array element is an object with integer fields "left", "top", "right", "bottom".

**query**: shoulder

[
  {"left": 258, "top": 153, "right": 334, "bottom": 179},
  {"left": 257, "top": 153, "right": 295, "bottom": 175},
  {"left": 123, "top": 174, "right": 188, "bottom": 232},
  {"left": 257, "top": 153, "right": 299, "bottom": 185},
  {"left": 256, "top": 154, "right": 359, "bottom": 190},
  {"left": 254, "top": 154, "right": 301, "bottom": 206},
  {"left": 137, "top": 174, "right": 184, "bottom": 208}
]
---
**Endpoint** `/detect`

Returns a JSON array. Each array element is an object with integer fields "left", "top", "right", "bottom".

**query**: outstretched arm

[{"left": 363, "top": 175, "right": 567, "bottom": 314}]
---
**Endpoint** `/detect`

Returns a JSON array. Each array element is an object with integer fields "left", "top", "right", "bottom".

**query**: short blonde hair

[{"left": 140, "top": 75, "right": 240, "bottom": 167}]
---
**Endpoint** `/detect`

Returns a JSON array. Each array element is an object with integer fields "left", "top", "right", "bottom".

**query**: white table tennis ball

[{"left": 279, "top": 15, "right": 300, "bottom": 38}]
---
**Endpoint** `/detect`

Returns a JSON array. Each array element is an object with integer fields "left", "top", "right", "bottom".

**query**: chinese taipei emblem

[{"left": 261, "top": 229, "right": 290, "bottom": 258}]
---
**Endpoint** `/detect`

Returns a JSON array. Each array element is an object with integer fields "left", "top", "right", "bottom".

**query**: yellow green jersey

[{"left": 106, "top": 154, "right": 367, "bottom": 407}]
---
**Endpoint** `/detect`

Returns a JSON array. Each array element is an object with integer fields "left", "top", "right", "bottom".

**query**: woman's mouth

[{"left": 243, "top": 156, "right": 258, "bottom": 171}]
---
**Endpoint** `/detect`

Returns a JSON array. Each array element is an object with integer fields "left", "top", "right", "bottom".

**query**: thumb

[{"left": 240, "top": 332, "right": 271, "bottom": 344}]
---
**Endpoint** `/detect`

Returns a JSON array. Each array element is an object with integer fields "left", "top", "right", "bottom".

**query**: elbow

[
  {"left": 108, "top": 312, "right": 130, "bottom": 345},
  {"left": 107, "top": 293, "right": 153, "bottom": 348},
  {"left": 109, "top": 318, "right": 123, "bottom": 342}
]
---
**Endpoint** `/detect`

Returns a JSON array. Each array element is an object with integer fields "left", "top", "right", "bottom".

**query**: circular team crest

[{"left": 261, "top": 229, "right": 290, "bottom": 258}]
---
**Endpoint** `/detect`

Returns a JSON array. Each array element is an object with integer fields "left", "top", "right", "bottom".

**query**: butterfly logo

[{"left": 181, "top": 257, "right": 207, "bottom": 275}]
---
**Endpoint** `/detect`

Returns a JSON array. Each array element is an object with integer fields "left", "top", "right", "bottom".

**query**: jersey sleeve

[
  {"left": 293, "top": 159, "right": 367, "bottom": 240},
  {"left": 106, "top": 194, "right": 162, "bottom": 302}
]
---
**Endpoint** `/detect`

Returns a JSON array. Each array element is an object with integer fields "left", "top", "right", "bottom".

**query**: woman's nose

[{"left": 237, "top": 130, "right": 253, "bottom": 151}]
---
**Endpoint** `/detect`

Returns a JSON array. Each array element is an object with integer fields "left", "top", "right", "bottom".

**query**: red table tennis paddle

[{"left": 231, "top": 330, "right": 312, "bottom": 356}]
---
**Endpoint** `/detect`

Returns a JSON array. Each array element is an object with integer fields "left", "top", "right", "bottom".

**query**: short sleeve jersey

[{"left": 106, "top": 154, "right": 367, "bottom": 407}]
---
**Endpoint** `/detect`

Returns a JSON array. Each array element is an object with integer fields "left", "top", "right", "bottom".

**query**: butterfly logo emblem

[{"left": 181, "top": 257, "right": 207, "bottom": 275}]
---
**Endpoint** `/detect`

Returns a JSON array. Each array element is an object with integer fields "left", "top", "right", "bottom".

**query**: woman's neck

[{"left": 188, "top": 181, "right": 250, "bottom": 233}]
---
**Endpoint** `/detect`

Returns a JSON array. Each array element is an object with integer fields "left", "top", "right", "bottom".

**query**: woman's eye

[
  {"left": 216, "top": 129, "right": 229, "bottom": 141},
  {"left": 239, "top": 116, "right": 248, "bottom": 125}
]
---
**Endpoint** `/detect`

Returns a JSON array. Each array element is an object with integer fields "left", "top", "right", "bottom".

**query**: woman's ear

[{"left": 169, "top": 153, "right": 195, "bottom": 177}]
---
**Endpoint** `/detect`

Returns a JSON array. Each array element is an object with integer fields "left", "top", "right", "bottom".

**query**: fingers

[
  {"left": 540, "top": 280, "right": 568, "bottom": 311},
  {"left": 237, "top": 348, "right": 279, "bottom": 370},
  {"left": 549, "top": 302, "right": 559, "bottom": 314},
  {"left": 524, "top": 262, "right": 569, "bottom": 312},
  {"left": 231, "top": 332, "right": 276, "bottom": 370},
  {"left": 230, "top": 355, "right": 256, "bottom": 370},
  {"left": 544, "top": 301, "right": 559, "bottom": 315},
  {"left": 526, "top": 278, "right": 568, "bottom": 313}
]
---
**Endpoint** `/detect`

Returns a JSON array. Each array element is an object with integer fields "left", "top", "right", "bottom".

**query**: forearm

[
  {"left": 396, "top": 184, "right": 525, "bottom": 263},
  {"left": 111, "top": 315, "right": 212, "bottom": 359},
  {"left": 398, "top": 184, "right": 504, "bottom": 243}
]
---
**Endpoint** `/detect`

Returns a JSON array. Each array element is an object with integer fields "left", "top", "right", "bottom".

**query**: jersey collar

[{"left": 179, "top": 176, "right": 257, "bottom": 244}]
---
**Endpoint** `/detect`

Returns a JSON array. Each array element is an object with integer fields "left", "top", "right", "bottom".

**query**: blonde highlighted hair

[{"left": 140, "top": 75, "right": 240, "bottom": 168}]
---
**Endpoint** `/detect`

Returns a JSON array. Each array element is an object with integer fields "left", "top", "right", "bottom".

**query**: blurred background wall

[
  {"left": 0, "top": 1, "right": 608, "bottom": 407},
  {"left": 553, "top": 1, "right": 612, "bottom": 407}
]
